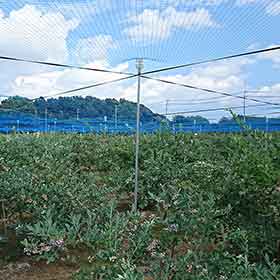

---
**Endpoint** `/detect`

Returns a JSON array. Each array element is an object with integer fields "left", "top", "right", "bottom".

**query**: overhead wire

[
  {"left": 207, "top": 1, "right": 262, "bottom": 63},
  {"left": 248, "top": 95, "right": 280, "bottom": 98},
  {"left": 0, "top": 55, "right": 135, "bottom": 75},
  {"left": 0, "top": 1, "right": 279, "bottom": 115},
  {"left": 0, "top": 39, "right": 278, "bottom": 78},
  {"left": 33, "top": 1, "right": 125, "bottom": 65},
  {"left": 1, "top": 0, "right": 278, "bottom": 66},
  {"left": 55, "top": 1, "right": 101, "bottom": 63},
  {"left": 249, "top": 111, "right": 280, "bottom": 116},
  {"left": 0, "top": 0, "right": 280, "bottom": 126},
  {"left": 163, "top": 104, "right": 278, "bottom": 116},
  {"left": 194, "top": 1, "right": 232, "bottom": 62},
  {"left": 1, "top": 46, "right": 279, "bottom": 105},
  {"left": 37, "top": 74, "right": 137, "bottom": 99},
  {"left": 166, "top": 95, "right": 233, "bottom": 102},
  {"left": 0, "top": 45, "right": 278, "bottom": 85},
  {"left": 171, "top": 1, "right": 222, "bottom": 64},
  {"left": 141, "top": 75, "right": 280, "bottom": 106},
  {"left": 142, "top": 46, "right": 280, "bottom": 75},
  {"left": 244, "top": 1, "right": 279, "bottom": 56}
]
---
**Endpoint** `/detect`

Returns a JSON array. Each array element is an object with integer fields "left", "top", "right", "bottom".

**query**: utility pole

[
  {"left": 193, "top": 119, "right": 196, "bottom": 132},
  {"left": 34, "top": 108, "right": 38, "bottom": 132},
  {"left": 104, "top": 115, "right": 107, "bottom": 133},
  {"left": 115, "top": 105, "right": 118, "bottom": 130},
  {"left": 76, "top": 109, "right": 80, "bottom": 121},
  {"left": 134, "top": 58, "right": 144, "bottom": 211},
  {"left": 165, "top": 99, "right": 169, "bottom": 115},
  {"left": 243, "top": 87, "right": 246, "bottom": 123},
  {"left": 54, "top": 119, "right": 57, "bottom": 133},
  {"left": 45, "top": 108, "right": 48, "bottom": 133}
]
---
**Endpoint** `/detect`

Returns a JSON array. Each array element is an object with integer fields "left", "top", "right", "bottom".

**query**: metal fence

[{"left": 1, "top": 113, "right": 280, "bottom": 134}]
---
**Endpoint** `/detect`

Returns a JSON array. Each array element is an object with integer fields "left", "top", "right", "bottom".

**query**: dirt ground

[{"left": 0, "top": 259, "right": 77, "bottom": 280}]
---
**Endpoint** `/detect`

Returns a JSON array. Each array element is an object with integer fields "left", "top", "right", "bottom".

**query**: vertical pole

[
  {"left": 77, "top": 109, "right": 80, "bottom": 121},
  {"left": 134, "top": 58, "right": 143, "bottom": 211},
  {"left": 35, "top": 109, "right": 41, "bottom": 132},
  {"left": 104, "top": 116, "right": 107, "bottom": 133},
  {"left": 45, "top": 108, "right": 48, "bottom": 133},
  {"left": 33, "top": 109, "right": 38, "bottom": 131},
  {"left": 115, "top": 105, "right": 118, "bottom": 131},
  {"left": 243, "top": 89, "right": 246, "bottom": 123},
  {"left": 16, "top": 120, "right": 19, "bottom": 133},
  {"left": 266, "top": 116, "right": 269, "bottom": 132},
  {"left": 165, "top": 99, "right": 169, "bottom": 115}
]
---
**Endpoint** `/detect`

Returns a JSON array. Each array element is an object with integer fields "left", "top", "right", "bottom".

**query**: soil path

[{"left": 0, "top": 260, "right": 77, "bottom": 280}]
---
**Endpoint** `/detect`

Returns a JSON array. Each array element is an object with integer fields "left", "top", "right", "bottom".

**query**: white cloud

[
  {"left": 237, "top": 0, "right": 280, "bottom": 17},
  {"left": 258, "top": 83, "right": 280, "bottom": 93},
  {"left": 38, "top": 0, "right": 113, "bottom": 21},
  {"left": 10, "top": 60, "right": 130, "bottom": 99},
  {"left": 258, "top": 45, "right": 280, "bottom": 65},
  {"left": 0, "top": 4, "right": 81, "bottom": 99},
  {"left": 266, "top": 2, "right": 280, "bottom": 15},
  {"left": 236, "top": 0, "right": 262, "bottom": 5},
  {"left": 75, "top": 35, "right": 115, "bottom": 64},
  {"left": 0, "top": 3, "right": 276, "bottom": 120},
  {"left": 47, "top": 2, "right": 96, "bottom": 19},
  {"left": 151, "top": 0, "right": 227, "bottom": 7},
  {"left": 6, "top": 51, "right": 275, "bottom": 121},
  {"left": 124, "top": 7, "right": 218, "bottom": 41},
  {"left": 0, "top": 5, "right": 79, "bottom": 62},
  {"left": 9, "top": 56, "right": 255, "bottom": 122},
  {"left": 120, "top": 59, "right": 249, "bottom": 116},
  {"left": 188, "top": 0, "right": 228, "bottom": 5}
]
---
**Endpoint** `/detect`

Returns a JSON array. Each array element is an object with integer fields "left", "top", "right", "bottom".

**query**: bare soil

[{"left": 0, "top": 259, "right": 77, "bottom": 280}]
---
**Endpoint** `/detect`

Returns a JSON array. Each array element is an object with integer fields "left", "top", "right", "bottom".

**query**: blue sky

[{"left": 0, "top": 0, "right": 279, "bottom": 120}]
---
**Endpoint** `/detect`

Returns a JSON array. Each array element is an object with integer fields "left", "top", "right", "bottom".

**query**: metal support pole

[
  {"left": 165, "top": 99, "right": 169, "bottom": 115},
  {"left": 243, "top": 89, "right": 246, "bottom": 123},
  {"left": 34, "top": 109, "right": 38, "bottom": 132},
  {"left": 104, "top": 116, "right": 107, "bottom": 133},
  {"left": 77, "top": 109, "right": 80, "bottom": 121},
  {"left": 266, "top": 116, "right": 269, "bottom": 132},
  {"left": 45, "top": 108, "right": 48, "bottom": 133},
  {"left": 134, "top": 58, "right": 143, "bottom": 211},
  {"left": 115, "top": 105, "right": 118, "bottom": 130}
]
